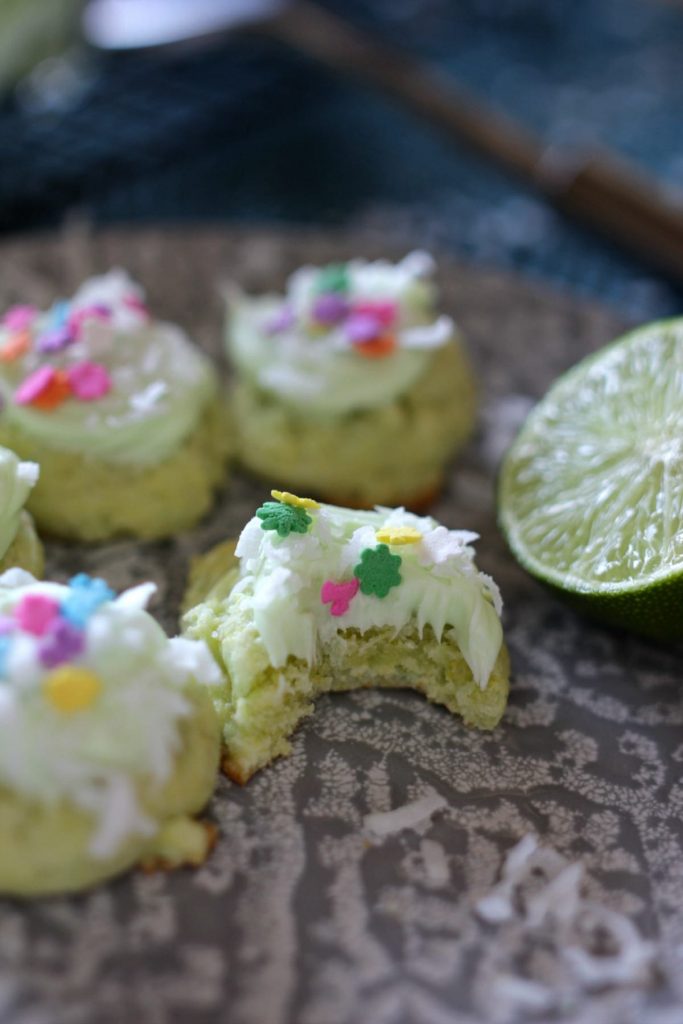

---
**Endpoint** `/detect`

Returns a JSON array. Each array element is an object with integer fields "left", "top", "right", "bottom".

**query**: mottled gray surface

[{"left": 1, "top": 227, "right": 682, "bottom": 1024}]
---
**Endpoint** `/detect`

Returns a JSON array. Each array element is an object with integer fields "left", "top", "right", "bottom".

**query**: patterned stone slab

[{"left": 1, "top": 226, "right": 682, "bottom": 1024}]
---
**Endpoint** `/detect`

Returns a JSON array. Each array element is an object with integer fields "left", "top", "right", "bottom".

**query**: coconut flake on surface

[
  {"left": 473, "top": 834, "right": 660, "bottom": 1022},
  {"left": 363, "top": 793, "right": 447, "bottom": 838},
  {"left": 419, "top": 838, "right": 451, "bottom": 887}
]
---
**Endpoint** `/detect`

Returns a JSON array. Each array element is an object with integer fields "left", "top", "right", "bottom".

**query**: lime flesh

[{"left": 498, "top": 318, "right": 683, "bottom": 640}]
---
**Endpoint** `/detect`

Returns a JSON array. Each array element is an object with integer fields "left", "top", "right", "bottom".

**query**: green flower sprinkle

[
  {"left": 315, "top": 263, "right": 349, "bottom": 294},
  {"left": 354, "top": 544, "right": 402, "bottom": 598},
  {"left": 256, "top": 500, "right": 312, "bottom": 537}
]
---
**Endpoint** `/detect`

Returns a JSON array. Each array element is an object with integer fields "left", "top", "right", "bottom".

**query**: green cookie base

[
  {"left": 0, "top": 684, "right": 220, "bottom": 897},
  {"left": 0, "top": 397, "right": 232, "bottom": 542},
  {"left": 233, "top": 339, "right": 476, "bottom": 508},
  {"left": 0, "top": 511, "right": 44, "bottom": 577},
  {"left": 182, "top": 539, "right": 509, "bottom": 783}
]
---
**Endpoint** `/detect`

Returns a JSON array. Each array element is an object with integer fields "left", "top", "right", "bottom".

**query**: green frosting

[
  {"left": 0, "top": 271, "right": 217, "bottom": 466},
  {"left": 227, "top": 251, "right": 455, "bottom": 417},
  {"left": 234, "top": 501, "right": 504, "bottom": 687},
  {"left": 0, "top": 447, "right": 38, "bottom": 559}
]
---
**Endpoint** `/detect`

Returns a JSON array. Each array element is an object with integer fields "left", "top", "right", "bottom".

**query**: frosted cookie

[
  {"left": 0, "top": 447, "right": 43, "bottom": 576},
  {"left": 227, "top": 252, "right": 475, "bottom": 509},
  {"left": 182, "top": 491, "right": 509, "bottom": 782},
  {"left": 0, "top": 571, "right": 222, "bottom": 896},
  {"left": 0, "top": 271, "right": 231, "bottom": 541}
]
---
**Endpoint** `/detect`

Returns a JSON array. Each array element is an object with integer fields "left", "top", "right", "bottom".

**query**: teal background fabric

[{"left": 1, "top": 0, "right": 682, "bottom": 317}]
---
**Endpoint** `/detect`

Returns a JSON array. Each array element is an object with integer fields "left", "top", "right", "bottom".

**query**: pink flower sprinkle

[
  {"left": 123, "top": 294, "right": 149, "bottom": 317},
  {"left": 68, "top": 304, "right": 111, "bottom": 338},
  {"left": 67, "top": 362, "right": 112, "bottom": 401},
  {"left": 3, "top": 305, "right": 38, "bottom": 331},
  {"left": 14, "top": 594, "right": 60, "bottom": 636},
  {"left": 14, "top": 366, "right": 56, "bottom": 405},
  {"left": 352, "top": 300, "right": 397, "bottom": 327},
  {"left": 321, "top": 577, "right": 360, "bottom": 616}
]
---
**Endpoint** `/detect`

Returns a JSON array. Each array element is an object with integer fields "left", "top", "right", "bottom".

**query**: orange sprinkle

[
  {"left": 0, "top": 331, "right": 30, "bottom": 362},
  {"left": 353, "top": 334, "right": 397, "bottom": 359},
  {"left": 32, "top": 369, "right": 71, "bottom": 410}
]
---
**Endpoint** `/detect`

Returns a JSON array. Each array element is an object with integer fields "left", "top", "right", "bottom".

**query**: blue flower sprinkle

[
  {"left": 51, "top": 300, "right": 70, "bottom": 328},
  {"left": 61, "top": 574, "right": 115, "bottom": 628},
  {"left": 0, "top": 635, "right": 12, "bottom": 677}
]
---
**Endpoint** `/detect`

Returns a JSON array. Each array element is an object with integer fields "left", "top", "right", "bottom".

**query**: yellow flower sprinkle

[
  {"left": 376, "top": 525, "right": 423, "bottom": 546},
  {"left": 43, "top": 666, "right": 102, "bottom": 714},
  {"left": 271, "top": 490, "right": 321, "bottom": 510}
]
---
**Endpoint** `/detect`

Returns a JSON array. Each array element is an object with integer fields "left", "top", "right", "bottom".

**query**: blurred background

[{"left": 0, "top": 0, "right": 682, "bottom": 319}]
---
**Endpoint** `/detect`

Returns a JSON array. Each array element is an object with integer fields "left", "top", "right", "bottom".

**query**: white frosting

[
  {"left": 233, "top": 501, "right": 503, "bottom": 687},
  {"left": 0, "top": 447, "right": 38, "bottom": 559},
  {"left": 0, "top": 573, "right": 221, "bottom": 859},
  {"left": 228, "top": 251, "right": 456, "bottom": 416}
]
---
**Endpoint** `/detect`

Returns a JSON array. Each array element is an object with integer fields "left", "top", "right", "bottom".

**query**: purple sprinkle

[
  {"left": 39, "top": 620, "right": 85, "bottom": 669},
  {"left": 36, "top": 325, "right": 74, "bottom": 354},
  {"left": 345, "top": 312, "right": 382, "bottom": 344},
  {"left": 0, "top": 615, "right": 14, "bottom": 636},
  {"left": 264, "top": 305, "right": 295, "bottom": 336},
  {"left": 311, "top": 293, "right": 348, "bottom": 326}
]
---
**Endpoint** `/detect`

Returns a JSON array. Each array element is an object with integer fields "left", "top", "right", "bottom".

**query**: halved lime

[{"left": 498, "top": 318, "right": 683, "bottom": 640}]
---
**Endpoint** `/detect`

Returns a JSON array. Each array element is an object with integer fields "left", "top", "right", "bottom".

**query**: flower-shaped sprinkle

[
  {"left": 321, "top": 577, "right": 359, "bottom": 616},
  {"left": 312, "top": 293, "right": 348, "bottom": 326},
  {"left": 123, "top": 293, "right": 149, "bottom": 318},
  {"left": 15, "top": 366, "right": 72, "bottom": 410},
  {"left": 50, "top": 300, "right": 70, "bottom": 327},
  {"left": 315, "top": 264, "right": 349, "bottom": 294},
  {"left": 353, "top": 300, "right": 397, "bottom": 327},
  {"left": 14, "top": 594, "right": 60, "bottom": 636},
  {"left": 43, "top": 665, "right": 102, "bottom": 714},
  {"left": 345, "top": 301, "right": 398, "bottom": 350},
  {"left": 35, "top": 325, "right": 74, "bottom": 354},
  {"left": 376, "top": 525, "right": 422, "bottom": 546},
  {"left": 0, "top": 331, "right": 30, "bottom": 362},
  {"left": 3, "top": 305, "right": 37, "bottom": 331},
  {"left": 256, "top": 500, "right": 312, "bottom": 538},
  {"left": 352, "top": 335, "right": 397, "bottom": 359},
  {"left": 39, "top": 620, "right": 85, "bottom": 669},
  {"left": 67, "top": 304, "right": 111, "bottom": 338},
  {"left": 67, "top": 362, "right": 112, "bottom": 401},
  {"left": 354, "top": 544, "right": 402, "bottom": 598},
  {"left": 270, "top": 489, "right": 320, "bottom": 510},
  {"left": 61, "top": 574, "right": 115, "bottom": 628},
  {"left": 0, "top": 636, "right": 10, "bottom": 675},
  {"left": 345, "top": 312, "right": 382, "bottom": 344}
]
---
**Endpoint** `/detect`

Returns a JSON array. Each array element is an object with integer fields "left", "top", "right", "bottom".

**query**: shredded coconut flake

[
  {"left": 364, "top": 793, "right": 447, "bottom": 838},
  {"left": 474, "top": 835, "right": 659, "bottom": 1019},
  {"left": 419, "top": 838, "right": 450, "bottom": 887},
  {"left": 0, "top": 576, "right": 219, "bottom": 860}
]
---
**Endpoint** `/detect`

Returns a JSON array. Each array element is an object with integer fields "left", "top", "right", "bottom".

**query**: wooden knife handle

[{"left": 262, "top": 1, "right": 683, "bottom": 284}]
